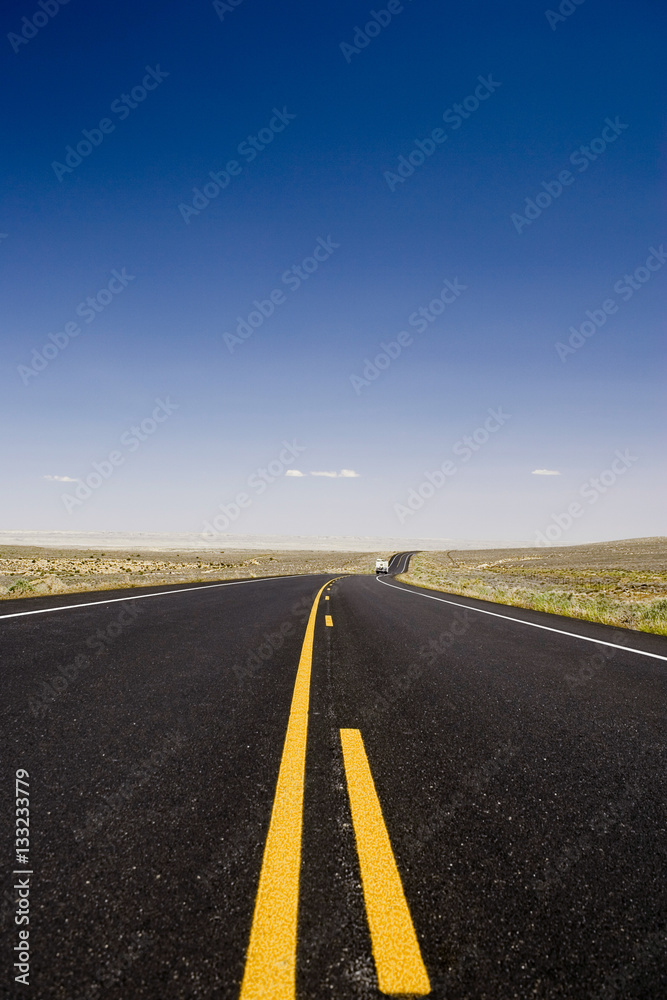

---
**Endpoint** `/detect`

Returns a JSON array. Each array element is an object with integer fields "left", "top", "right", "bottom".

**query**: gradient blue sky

[{"left": 2, "top": 0, "right": 664, "bottom": 543}]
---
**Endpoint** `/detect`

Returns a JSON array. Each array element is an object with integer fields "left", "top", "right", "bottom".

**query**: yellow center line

[
  {"left": 339, "top": 729, "right": 431, "bottom": 996},
  {"left": 240, "top": 580, "right": 332, "bottom": 1000},
  {"left": 325, "top": 615, "right": 333, "bottom": 626}
]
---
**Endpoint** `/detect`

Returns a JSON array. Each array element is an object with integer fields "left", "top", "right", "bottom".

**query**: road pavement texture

[{"left": 2, "top": 556, "right": 665, "bottom": 998}]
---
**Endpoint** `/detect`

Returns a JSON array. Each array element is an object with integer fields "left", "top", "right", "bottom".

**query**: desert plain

[{"left": 1, "top": 536, "right": 665, "bottom": 635}]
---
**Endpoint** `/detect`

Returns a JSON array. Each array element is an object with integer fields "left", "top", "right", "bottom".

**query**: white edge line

[
  {"left": 0, "top": 574, "right": 313, "bottom": 621},
  {"left": 378, "top": 573, "right": 667, "bottom": 663}
]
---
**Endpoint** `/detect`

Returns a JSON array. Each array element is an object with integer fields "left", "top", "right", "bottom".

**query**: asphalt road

[{"left": 2, "top": 559, "right": 665, "bottom": 999}]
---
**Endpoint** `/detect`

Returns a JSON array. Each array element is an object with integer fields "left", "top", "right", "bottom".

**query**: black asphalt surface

[{"left": 2, "top": 558, "right": 666, "bottom": 999}]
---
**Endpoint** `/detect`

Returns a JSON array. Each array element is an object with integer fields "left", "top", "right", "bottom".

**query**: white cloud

[
  {"left": 310, "top": 469, "right": 361, "bottom": 478},
  {"left": 531, "top": 469, "right": 561, "bottom": 476},
  {"left": 43, "top": 474, "right": 77, "bottom": 482},
  {"left": 287, "top": 469, "right": 362, "bottom": 479}
]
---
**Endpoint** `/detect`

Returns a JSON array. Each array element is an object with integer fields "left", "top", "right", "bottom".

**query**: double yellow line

[
  {"left": 239, "top": 581, "right": 328, "bottom": 1000},
  {"left": 239, "top": 581, "right": 429, "bottom": 998}
]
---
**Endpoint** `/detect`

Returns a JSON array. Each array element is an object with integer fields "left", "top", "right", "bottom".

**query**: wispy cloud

[
  {"left": 43, "top": 474, "right": 78, "bottom": 482},
  {"left": 286, "top": 469, "right": 362, "bottom": 478},
  {"left": 531, "top": 469, "right": 561, "bottom": 476},
  {"left": 311, "top": 469, "right": 361, "bottom": 478}
]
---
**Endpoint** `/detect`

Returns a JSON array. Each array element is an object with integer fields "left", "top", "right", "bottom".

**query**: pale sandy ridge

[{"left": 0, "top": 530, "right": 535, "bottom": 553}]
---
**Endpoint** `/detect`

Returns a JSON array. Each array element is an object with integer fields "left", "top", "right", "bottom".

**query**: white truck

[{"left": 375, "top": 558, "right": 389, "bottom": 574}]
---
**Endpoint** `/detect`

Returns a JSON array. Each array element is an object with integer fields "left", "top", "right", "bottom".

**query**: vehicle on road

[{"left": 375, "top": 558, "right": 389, "bottom": 574}]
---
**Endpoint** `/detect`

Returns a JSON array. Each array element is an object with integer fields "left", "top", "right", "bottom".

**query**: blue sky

[{"left": 1, "top": 0, "right": 664, "bottom": 543}]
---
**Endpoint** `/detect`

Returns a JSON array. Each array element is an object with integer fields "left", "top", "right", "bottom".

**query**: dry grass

[
  {"left": 397, "top": 538, "right": 667, "bottom": 635},
  {"left": 4, "top": 537, "right": 666, "bottom": 636},
  {"left": 0, "top": 546, "right": 389, "bottom": 601}
]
